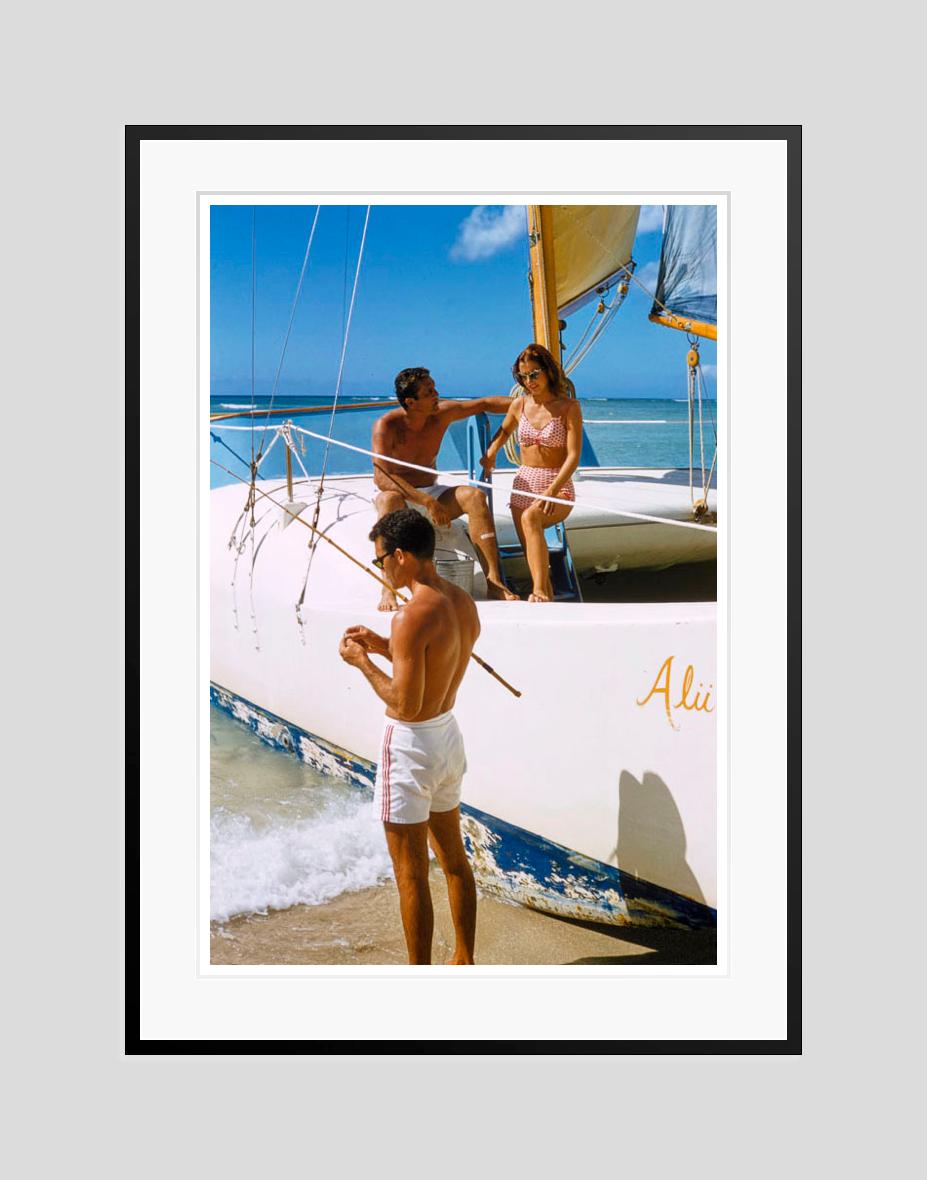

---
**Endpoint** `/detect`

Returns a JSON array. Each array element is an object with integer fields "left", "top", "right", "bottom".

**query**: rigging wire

[
  {"left": 342, "top": 206, "right": 350, "bottom": 341},
  {"left": 247, "top": 208, "right": 258, "bottom": 633},
  {"left": 296, "top": 204, "right": 371, "bottom": 618},
  {"left": 250, "top": 208, "right": 256, "bottom": 470},
  {"left": 561, "top": 291, "right": 602, "bottom": 361},
  {"left": 317, "top": 205, "right": 371, "bottom": 489},
  {"left": 255, "top": 204, "right": 322, "bottom": 459},
  {"left": 302, "top": 205, "right": 372, "bottom": 570}
]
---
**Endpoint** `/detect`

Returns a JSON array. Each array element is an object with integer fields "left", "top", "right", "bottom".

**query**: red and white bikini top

[{"left": 518, "top": 410, "right": 568, "bottom": 448}]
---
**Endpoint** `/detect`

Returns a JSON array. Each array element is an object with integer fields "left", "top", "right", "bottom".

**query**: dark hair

[
  {"left": 511, "top": 343, "right": 573, "bottom": 398},
  {"left": 394, "top": 367, "right": 431, "bottom": 409},
  {"left": 369, "top": 508, "right": 436, "bottom": 560}
]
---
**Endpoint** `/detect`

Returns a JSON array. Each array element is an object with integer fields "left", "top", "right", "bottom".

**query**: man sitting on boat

[
  {"left": 339, "top": 508, "right": 480, "bottom": 965},
  {"left": 371, "top": 367, "right": 519, "bottom": 609}
]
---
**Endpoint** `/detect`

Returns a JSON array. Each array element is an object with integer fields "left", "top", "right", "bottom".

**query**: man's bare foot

[
  {"left": 486, "top": 579, "right": 520, "bottom": 602},
  {"left": 527, "top": 591, "right": 551, "bottom": 603},
  {"left": 378, "top": 588, "right": 399, "bottom": 611}
]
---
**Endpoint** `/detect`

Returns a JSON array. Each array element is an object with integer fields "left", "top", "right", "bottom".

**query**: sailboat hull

[{"left": 211, "top": 478, "right": 718, "bottom": 927}]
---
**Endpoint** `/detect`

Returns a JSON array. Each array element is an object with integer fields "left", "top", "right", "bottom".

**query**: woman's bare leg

[{"left": 519, "top": 502, "right": 572, "bottom": 601}]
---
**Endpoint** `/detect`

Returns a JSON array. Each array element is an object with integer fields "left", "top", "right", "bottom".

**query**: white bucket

[{"left": 435, "top": 550, "right": 475, "bottom": 595}]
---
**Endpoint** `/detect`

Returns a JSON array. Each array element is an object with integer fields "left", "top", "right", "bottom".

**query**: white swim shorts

[
  {"left": 374, "top": 710, "right": 467, "bottom": 824},
  {"left": 410, "top": 483, "right": 452, "bottom": 506}
]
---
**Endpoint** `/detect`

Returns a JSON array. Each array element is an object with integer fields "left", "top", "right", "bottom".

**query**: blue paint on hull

[{"left": 209, "top": 683, "right": 716, "bottom": 931}]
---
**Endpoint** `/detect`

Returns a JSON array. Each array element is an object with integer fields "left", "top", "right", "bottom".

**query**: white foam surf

[{"left": 211, "top": 793, "right": 393, "bottom": 922}]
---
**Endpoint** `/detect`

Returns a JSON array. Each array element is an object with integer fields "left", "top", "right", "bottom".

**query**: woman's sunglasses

[{"left": 519, "top": 368, "right": 542, "bottom": 383}]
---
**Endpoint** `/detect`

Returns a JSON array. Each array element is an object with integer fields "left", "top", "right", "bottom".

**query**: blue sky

[{"left": 210, "top": 204, "right": 716, "bottom": 400}]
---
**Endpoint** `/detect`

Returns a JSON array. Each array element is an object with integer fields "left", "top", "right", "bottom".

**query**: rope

[
  {"left": 694, "top": 360, "right": 718, "bottom": 504},
  {"left": 703, "top": 448, "right": 718, "bottom": 505},
  {"left": 256, "top": 205, "right": 322, "bottom": 458},
  {"left": 563, "top": 271, "right": 634, "bottom": 374},
  {"left": 211, "top": 457, "right": 521, "bottom": 698},
  {"left": 502, "top": 388, "right": 523, "bottom": 466},
  {"left": 285, "top": 423, "right": 715, "bottom": 532},
  {"left": 210, "top": 422, "right": 717, "bottom": 532},
  {"left": 684, "top": 361, "right": 688, "bottom": 505}
]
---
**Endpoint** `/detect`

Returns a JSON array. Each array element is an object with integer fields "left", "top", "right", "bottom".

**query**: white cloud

[
  {"left": 450, "top": 206, "right": 526, "bottom": 262},
  {"left": 637, "top": 205, "right": 664, "bottom": 233}
]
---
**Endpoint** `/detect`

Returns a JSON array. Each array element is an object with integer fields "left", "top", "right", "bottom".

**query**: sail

[
  {"left": 551, "top": 206, "right": 640, "bottom": 316},
  {"left": 649, "top": 205, "right": 717, "bottom": 340}
]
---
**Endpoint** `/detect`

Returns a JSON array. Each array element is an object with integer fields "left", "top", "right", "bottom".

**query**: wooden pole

[
  {"left": 212, "top": 459, "right": 522, "bottom": 698},
  {"left": 285, "top": 437, "right": 294, "bottom": 501},
  {"left": 527, "top": 205, "right": 561, "bottom": 364},
  {"left": 210, "top": 400, "right": 392, "bottom": 422}
]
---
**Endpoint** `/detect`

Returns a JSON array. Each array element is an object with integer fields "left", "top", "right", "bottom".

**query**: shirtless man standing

[
  {"left": 338, "top": 508, "right": 480, "bottom": 965},
  {"left": 372, "top": 366, "right": 519, "bottom": 609}
]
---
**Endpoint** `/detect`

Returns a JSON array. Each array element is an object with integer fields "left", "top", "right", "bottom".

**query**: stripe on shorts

[{"left": 380, "top": 724, "right": 394, "bottom": 822}]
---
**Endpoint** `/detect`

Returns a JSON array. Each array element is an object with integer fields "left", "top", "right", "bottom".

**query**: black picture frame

[{"left": 127, "top": 124, "right": 800, "bottom": 1055}]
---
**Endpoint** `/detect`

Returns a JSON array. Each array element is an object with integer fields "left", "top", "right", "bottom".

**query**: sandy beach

[{"left": 211, "top": 864, "right": 716, "bottom": 967}]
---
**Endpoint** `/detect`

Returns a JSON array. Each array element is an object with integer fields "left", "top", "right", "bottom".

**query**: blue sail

[{"left": 650, "top": 206, "right": 717, "bottom": 335}]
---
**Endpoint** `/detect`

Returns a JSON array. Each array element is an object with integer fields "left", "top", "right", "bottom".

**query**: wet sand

[{"left": 211, "top": 864, "right": 716, "bottom": 967}]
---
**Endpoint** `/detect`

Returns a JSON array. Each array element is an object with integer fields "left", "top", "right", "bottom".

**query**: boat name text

[{"left": 636, "top": 656, "right": 714, "bottom": 730}]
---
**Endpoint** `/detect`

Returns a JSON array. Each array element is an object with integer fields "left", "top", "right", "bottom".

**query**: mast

[{"left": 527, "top": 206, "right": 561, "bottom": 363}]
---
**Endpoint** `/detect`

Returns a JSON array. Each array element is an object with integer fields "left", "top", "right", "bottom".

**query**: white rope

[
  {"left": 253, "top": 430, "right": 281, "bottom": 472},
  {"left": 284, "top": 423, "right": 715, "bottom": 532},
  {"left": 212, "top": 422, "right": 716, "bottom": 530},
  {"left": 697, "top": 361, "right": 706, "bottom": 480},
  {"left": 695, "top": 363, "right": 717, "bottom": 504},
  {"left": 688, "top": 362, "right": 695, "bottom": 507},
  {"left": 564, "top": 288, "right": 626, "bottom": 371}
]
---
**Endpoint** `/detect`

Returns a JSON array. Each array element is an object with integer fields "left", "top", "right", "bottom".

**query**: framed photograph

[{"left": 130, "top": 126, "right": 798, "bottom": 1051}]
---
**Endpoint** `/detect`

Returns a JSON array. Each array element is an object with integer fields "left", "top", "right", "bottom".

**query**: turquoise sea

[{"left": 209, "top": 394, "right": 717, "bottom": 489}]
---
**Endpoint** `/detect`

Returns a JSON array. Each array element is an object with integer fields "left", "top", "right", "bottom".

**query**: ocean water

[
  {"left": 210, "top": 707, "right": 392, "bottom": 922},
  {"left": 209, "top": 395, "right": 717, "bottom": 487}
]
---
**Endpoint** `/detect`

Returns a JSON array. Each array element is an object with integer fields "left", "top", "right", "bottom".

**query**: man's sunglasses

[
  {"left": 372, "top": 550, "right": 395, "bottom": 570},
  {"left": 519, "top": 368, "right": 542, "bottom": 383}
]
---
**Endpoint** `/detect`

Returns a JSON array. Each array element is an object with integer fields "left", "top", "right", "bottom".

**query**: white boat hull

[{"left": 211, "top": 476, "right": 717, "bottom": 926}]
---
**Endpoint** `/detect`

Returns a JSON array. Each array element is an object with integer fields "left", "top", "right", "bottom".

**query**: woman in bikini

[{"left": 480, "top": 344, "right": 583, "bottom": 602}]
